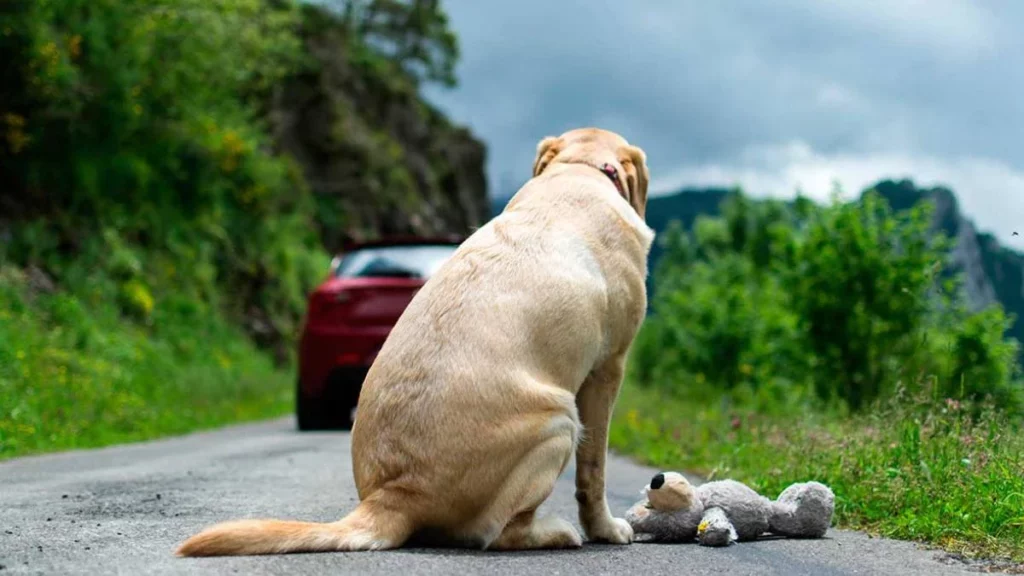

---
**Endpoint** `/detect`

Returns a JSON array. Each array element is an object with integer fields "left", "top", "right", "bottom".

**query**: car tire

[
  {"left": 296, "top": 379, "right": 329, "bottom": 431},
  {"left": 296, "top": 379, "right": 356, "bottom": 431}
]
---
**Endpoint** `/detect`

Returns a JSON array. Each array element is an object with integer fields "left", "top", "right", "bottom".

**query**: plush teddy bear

[{"left": 624, "top": 471, "right": 835, "bottom": 546}]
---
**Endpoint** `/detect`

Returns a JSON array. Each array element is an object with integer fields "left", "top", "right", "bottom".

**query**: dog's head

[{"left": 531, "top": 127, "right": 650, "bottom": 218}]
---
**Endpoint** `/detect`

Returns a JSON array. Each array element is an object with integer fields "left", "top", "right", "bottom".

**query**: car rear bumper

[{"left": 298, "top": 324, "right": 389, "bottom": 398}]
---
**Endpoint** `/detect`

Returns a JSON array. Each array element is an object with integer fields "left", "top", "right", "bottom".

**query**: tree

[{"left": 336, "top": 0, "right": 459, "bottom": 87}]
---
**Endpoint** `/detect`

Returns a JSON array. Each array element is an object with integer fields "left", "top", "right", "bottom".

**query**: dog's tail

[{"left": 175, "top": 499, "right": 414, "bottom": 557}]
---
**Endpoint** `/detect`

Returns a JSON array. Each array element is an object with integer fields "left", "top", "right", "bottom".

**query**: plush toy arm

[
  {"left": 625, "top": 501, "right": 654, "bottom": 533},
  {"left": 696, "top": 507, "right": 737, "bottom": 547},
  {"left": 625, "top": 498, "right": 705, "bottom": 543},
  {"left": 625, "top": 500, "right": 670, "bottom": 543}
]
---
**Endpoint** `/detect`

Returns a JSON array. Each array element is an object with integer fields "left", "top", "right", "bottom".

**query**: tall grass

[
  {"left": 610, "top": 380, "right": 1024, "bottom": 562},
  {"left": 0, "top": 266, "right": 292, "bottom": 460}
]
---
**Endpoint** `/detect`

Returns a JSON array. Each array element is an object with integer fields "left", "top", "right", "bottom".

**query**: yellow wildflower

[
  {"left": 68, "top": 35, "right": 81, "bottom": 59},
  {"left": 626, "top": 408, "right": 640, "bottom": 428},
  {"left": 3, "top": 113, "right": 30, "bottom": 154}
]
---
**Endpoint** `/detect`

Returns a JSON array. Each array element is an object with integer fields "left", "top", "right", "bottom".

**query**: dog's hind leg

[{"left": 472, "top": 417, "right": 581, "bottom": 551}]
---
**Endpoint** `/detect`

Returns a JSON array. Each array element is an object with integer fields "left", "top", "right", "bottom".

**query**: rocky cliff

[
  {"left": 870, "top": 179, "right": 1024, "bottom": 345},
  {"left": 271, "top": 4, "right": 489, "bottom": 253}
]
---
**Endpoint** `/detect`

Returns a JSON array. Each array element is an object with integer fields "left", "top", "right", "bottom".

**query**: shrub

[
  {"left": 0, "top": 0, "right": 325, "bottom": 356},
  {"left": 637, "top": 189, "right": 1022, "bottom": 413}
]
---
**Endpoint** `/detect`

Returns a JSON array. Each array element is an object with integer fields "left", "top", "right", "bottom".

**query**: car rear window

[{"left": 335, "top": 245, "right": 458, "bottom": 279}]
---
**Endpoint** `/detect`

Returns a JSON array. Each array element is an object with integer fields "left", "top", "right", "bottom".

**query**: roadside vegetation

[
  {"left": 611, "top": 190, "right": 1024, "bottom": 563},
  {"left": 0, "top": 266, "right": 293, "bottom": 457},
  {"left": 0, "top": 0, "right": 480, "bottom": 460}
]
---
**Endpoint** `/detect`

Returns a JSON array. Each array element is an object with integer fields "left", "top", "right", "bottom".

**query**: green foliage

[
  {"left": 783, "top": 190, "right": 944, "bottom": 409},
  {"left": 0, "top": 0, "right": 327, "bottom": 355},
  {"left": 622, "top": 186, "right": 1024, "bottom": 563},
  {"left": 0, "top": 0, "right": 482, "bottom": 353},
  {"left": 0, "top": 0, "right": 482, "bottom": 458},
  {"left": 610, "top": 382, "right": 1024, "bottom": 563},
  {"left": 636, "top": 188, "right": 1022, "bottom": 413},
  {"left": 339, "top": 0, "right": 460, "bottom": 88},
  {"left": 0, "top": 266, "right": 291, "bottom": 460}
]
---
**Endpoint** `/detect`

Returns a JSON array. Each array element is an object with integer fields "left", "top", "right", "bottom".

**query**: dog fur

[{"left": 176, "top": 127, "right": 654, "bottom": 556}]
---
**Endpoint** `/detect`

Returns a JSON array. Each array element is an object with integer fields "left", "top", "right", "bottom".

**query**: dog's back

[{"left": 175, "top": 127, "right": 653, "bottom": 556}]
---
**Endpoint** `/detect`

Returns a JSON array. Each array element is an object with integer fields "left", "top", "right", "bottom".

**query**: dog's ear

[
  {"left": 620, "top": 144, "right": 649, "bottom": 218},
  {"left": 532, "top": 136, "right": 562, "bottom": 177}
]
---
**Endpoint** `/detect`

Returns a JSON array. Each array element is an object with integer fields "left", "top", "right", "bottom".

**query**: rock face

[
  {"left": 644, "top": 179, "right": 1024, "bottom": 351},
  {"left": 871, "top": 180, "right": 1024, "bottom": 347},
  {"left": 269, "top": 4, "right": 489, "bottom": 253},
  {"left": 911, "top": 185, "right": 998, "bottom": 311}
]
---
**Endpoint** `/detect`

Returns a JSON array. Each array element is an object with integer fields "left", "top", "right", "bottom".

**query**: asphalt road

[{"left": 0, "top": 417, "right": 987, "bottom": 576}]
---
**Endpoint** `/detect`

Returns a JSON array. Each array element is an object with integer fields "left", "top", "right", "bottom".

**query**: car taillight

[
  {"left": 336, "top": 352, "right": 362, "bottom": 365},
  {"left": 309, "top": 290, "right": 352, "bottom": 318}
]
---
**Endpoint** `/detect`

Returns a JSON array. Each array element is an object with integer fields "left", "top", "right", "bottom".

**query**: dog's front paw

[{"left": 587, "top": 517, "right": 634, "bottom": 545}]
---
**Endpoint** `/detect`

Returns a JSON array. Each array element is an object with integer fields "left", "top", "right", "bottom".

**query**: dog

[{"left": 176, "top": 127, "right": 655, "bottom": 556}]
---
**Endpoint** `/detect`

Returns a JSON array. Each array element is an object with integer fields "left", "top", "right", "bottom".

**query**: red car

[{"left": 296, "top": 235, "right": 464, "bottom": 430}]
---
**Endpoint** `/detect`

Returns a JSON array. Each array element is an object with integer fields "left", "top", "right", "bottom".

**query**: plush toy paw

[{"left": 696, "top": 507, "right": 738, "bottom": 547}]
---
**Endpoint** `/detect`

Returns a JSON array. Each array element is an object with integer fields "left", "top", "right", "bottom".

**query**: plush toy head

[
  {"left": 625, "top": 472, "right": 705, "bottom": 542},
  {"left": 646, "top": 472, "right": 697, "bottom": 511}
]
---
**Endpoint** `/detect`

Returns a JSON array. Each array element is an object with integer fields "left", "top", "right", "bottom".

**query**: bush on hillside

[
  {"left": 0, "top": 0, "right": 327, "bottom": 359},
  {"left": 0, "top": 0, "right": 486, "bottom": 458},
  {"left": 0, "top": 1, "right": 487, "bottom": 358},
  {"left": 632, "top": 189, "right": 1022, "bottom": 414}
]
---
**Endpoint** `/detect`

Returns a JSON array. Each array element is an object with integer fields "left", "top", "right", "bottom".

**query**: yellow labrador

[{"left": 177, "top": 127, "right": 654, "bottom": 556}]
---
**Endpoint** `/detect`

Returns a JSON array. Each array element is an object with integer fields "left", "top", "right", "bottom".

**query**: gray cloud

[{"left": 426, "top": 0, "right": 1024, "bottom": 218}]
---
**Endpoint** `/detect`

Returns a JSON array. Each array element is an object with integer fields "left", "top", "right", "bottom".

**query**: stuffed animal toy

[{"left": 624, "top": 471, "right": 835, "bottom": 546}]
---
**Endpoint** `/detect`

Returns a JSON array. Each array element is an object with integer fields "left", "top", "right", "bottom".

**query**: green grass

[
  {"left": 0, "top": 266, "right": 293, "bottom": 461},
  {"left": 610, "top": 380, "right": 1024, "bottom": 563}
]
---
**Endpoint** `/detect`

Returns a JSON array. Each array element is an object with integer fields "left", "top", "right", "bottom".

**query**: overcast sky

[{"left": 425, "top": 0, "right": 1024, "bottom": 249}]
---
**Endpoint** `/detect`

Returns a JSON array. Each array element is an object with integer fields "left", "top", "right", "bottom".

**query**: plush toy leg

[
  {"left": 768, "top": 482, "right": 835, "bottom": 539},
  {"left": 697, "top": 508, "right": 738, "bottom": 547}
]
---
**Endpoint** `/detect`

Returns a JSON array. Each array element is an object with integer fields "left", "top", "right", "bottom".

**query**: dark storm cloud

[{"left": 425, "top": 0, "right": 1024, "bottom": 216}]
